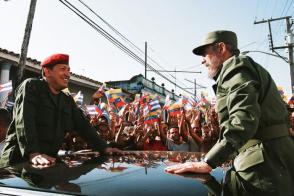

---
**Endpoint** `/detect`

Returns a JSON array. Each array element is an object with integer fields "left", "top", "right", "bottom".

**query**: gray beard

[
  {"left": 208, "top": 70, "right": 218, "bottom": 79},
  {"left": 207, "top": 64, "right": 222, "bottom": 79}
]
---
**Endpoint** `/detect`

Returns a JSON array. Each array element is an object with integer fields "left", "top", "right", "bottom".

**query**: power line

[
  {"left": 262, "top": 0, "right": 269, "bottom": 19},
  {"left": 77, "top": 0, "right": 191, "bottom": 93},
  {"left": 284, "top": 0, "right": 294, "bottom": 16},
  {"left": 280, "top": 0, "right": 290, "bottom": 17},
  {"left": 59, "top": 0, "right": 194, "bottom": 96},
  {"left": 77, "top": 0, "right": 144, "bottom": 56},
  {"left": 274, "top": 0, "right": 293, "bottom": 36},
  {"left": 179, "top": 64, "right": 202, "bottom": 71},
  {"left": 59, "top": 0, "right": 144, "bottom": 65},
  {"left": 76, "top": 0, "right": 196, "bottom": 95}
]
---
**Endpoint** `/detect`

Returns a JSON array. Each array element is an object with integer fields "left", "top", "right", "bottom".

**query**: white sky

[{"left": 0, "top": 0, "right": 293, "bottom": 98}]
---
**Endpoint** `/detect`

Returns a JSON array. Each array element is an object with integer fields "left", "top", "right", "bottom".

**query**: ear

[
  {"left": 43, "top": 67, "right": 50, "bottom": 77},
  {"left": 218, "top": 42, "right": 226, "bottom": 53}
]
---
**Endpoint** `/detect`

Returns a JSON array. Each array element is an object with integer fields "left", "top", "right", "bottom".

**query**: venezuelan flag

[{"left": 168, "top": 102, "right": 182, "bottom": 116}]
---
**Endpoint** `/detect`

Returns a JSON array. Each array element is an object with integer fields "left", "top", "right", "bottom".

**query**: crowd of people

[
  {"left": 59, "top": 86, "right": 294, "bottom": 155},
  {"left": 1, "top": 83, "right": 294, "bottom": 156}
]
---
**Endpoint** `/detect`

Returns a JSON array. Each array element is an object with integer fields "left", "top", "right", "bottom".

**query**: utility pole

[
  {"left": 145, "top": 42, "right": 147, "bottom": 79},
  {"left": 147, "top": 69, "right": 201, "bottom": 96},
  {"left": 184, "top": 78, "right": 206, "bottom": 99},
  {"left": 286, "top": 18, "right": 294, "bottom": 93},
  {"left": 174, "top": 68, "right": 176, "bottom": 95},
  {"left": 16, "top": 0, "right": 37, "bottom": 88},
  {"left": 254, "top": 16, "right": 294, "bottom": 93}
]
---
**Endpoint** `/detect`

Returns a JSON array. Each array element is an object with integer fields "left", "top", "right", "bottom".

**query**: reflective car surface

[{"left": 0, "top": 151, "right": 228, "bottom": 196}]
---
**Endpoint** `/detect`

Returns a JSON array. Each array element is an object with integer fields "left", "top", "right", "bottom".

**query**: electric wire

[
  {"left": 59, "top": 0, "right": 195, "bottom": 96},
  {"left": 76, "top": 0, "right": 194, "bottom": 94}
]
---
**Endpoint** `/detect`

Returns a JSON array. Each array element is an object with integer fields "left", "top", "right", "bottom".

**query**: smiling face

[{"left": 44, "top": 64, "right": 70, "bottom": 94}]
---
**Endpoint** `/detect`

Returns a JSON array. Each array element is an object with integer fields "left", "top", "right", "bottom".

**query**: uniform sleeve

[
  {"left": 70, "top": 99, "right": 108, "bottom": 153},
  {"left": 205, "top": 68, "right": 261, "bottom": 168},
  {"left": 14, "top": 79, "right": 40, "bottom": 157}
]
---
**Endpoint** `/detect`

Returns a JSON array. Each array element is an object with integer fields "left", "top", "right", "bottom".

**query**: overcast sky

[{"left": 0, "top": 0, "right": 293, "bottom": 98}]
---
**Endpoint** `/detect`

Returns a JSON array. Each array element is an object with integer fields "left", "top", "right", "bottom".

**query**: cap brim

[{"left": 192, "top": 44, "right": 210, "bottom": 56}]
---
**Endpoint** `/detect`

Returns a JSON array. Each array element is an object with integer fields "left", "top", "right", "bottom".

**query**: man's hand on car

[
  {"left": 165, "top": 161, "right": 212, "bottom": 174},
  {"left": 29, "top": 153, "right": 56, "bottom": 168}
]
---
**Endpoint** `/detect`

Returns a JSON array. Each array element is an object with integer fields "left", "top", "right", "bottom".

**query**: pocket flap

[{"left": 233, "top": 145, "right": 264, "bottom": 172}]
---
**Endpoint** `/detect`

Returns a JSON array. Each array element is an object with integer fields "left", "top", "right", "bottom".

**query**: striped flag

[
  {"left": 105, "top": 88, "right": 125, "bottom": 111},
  {"left": 143, "top": 105, "right": 150, "bottom": 117},
  {"left": 6, "top": 101, "right": 14, "bottom": 108},
  {"left": 85, "top": 105, "right": 101, "bottom": 116},
  {"left": 168, "top": 97, "right": 185, "bottom": 116},
  {"left": 149, "top": 100, "right": 161, "bottom": 113},
  {"left": 85, "top": 103, "right": 109, "bottom": 119},
  {"left": 163, "top": 95, "right": 172, "bottom": 110},
  {"left": 0, "top": 81, "right": 12, "bottom": 94},
  {"left": 143, "top": 99, "right": 161, "bottom": 125},
  {"left": 105, "top": 89, "right": 123, "bottom": 103},
  {"left": 74, "top": 91, "right": 84, "bottom": 107},
  {"left": 168, "top": 102, "right": 182, "bottom": 116},
  {"left": 144, "top": 110, "right": 160, "bottom": 124},
  {"left": 0, "top": 81, "right": 13, "bottom": 108},
  {"left": 144, "top": 115, "right": 158, "bottom": 124}
]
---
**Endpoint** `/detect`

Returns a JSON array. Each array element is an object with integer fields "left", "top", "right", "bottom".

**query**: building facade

[
  {"left": 106, "top": 74, "right": 179, "bottom": 102},
  {"left": 0, "top": 48, "right": 102, "bottom": 104}
]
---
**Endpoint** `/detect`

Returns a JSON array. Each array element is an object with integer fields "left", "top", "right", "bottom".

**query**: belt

[
  {"left": 255, "top": 123, "right": 289, "bottom": 141},
  {"left": 238, "top": 123, "right": 290, "bottom": 153}
]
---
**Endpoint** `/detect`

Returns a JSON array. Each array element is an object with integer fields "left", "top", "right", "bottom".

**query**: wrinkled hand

[
  {"left": 29, "top": 153, "right": 56, "bottom": 167},
  {"left": 103, "top": 147, "right": 124, "bottom": 155},
  {"left": 165, "top": 161, "right": 212, "bottom": 174}
]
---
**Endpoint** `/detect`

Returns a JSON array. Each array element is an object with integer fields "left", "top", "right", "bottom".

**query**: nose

[
  {"left": 201, "top": 57, "right": 206, "bottom": 65},
  {"left": 65, "top": 69, "right": 71, "bottom": 77}
]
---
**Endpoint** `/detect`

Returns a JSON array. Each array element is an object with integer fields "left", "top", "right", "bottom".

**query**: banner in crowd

[
  {"left": 0, "top": 81, "right": 12, "bottom": 94},
  {"left": 74, "top": 91, "right": 84, "bottom": 107},
  {"left": 85, "top": 103, "right": 109, "bottom": 119},
  {"left": 105, "top": 88, "right": 125, "bottom": 111},
  {"left": 0, "top": 81, "right": 13, "bottom": 108},
  {"left": 143, "top": 99, "right": 162, "bottom": 124}
]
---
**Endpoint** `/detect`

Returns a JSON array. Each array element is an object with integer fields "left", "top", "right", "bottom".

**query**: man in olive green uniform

[
  {"left": 0, "top": 54, "right": 120, "bottom": 167},
  {"left": 166, "top": 30, "right": 294, "bottom": 195}
]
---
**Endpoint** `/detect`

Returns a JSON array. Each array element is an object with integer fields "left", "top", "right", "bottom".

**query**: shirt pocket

[
  {"left": 216, "top": 86, "right": 227, "bottom": 112},
  {"left": 233, "top": 144, "right": 264, "bottom": 172},
  {"left": 62, "top": 107, "right": 73, "bottom": 131},
  {"left": 37, "top": 100, "right": 56, "bottom": 126}
]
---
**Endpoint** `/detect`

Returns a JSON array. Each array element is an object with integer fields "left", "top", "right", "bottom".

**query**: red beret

[{"left": 41, "top": 53, "right": 69, "bottom": 68}]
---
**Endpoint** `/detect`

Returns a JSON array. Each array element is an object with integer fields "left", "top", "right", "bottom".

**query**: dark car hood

[{"left": 0, "top": 151, "right": 228, "bottom": 195}]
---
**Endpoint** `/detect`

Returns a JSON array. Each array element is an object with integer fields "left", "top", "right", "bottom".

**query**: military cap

[
  {"left": 41, "top": 53, "right": 69, "bottom": 68},
  {"left": 192, "top": 30, "right": 238, "bottom": 55}
]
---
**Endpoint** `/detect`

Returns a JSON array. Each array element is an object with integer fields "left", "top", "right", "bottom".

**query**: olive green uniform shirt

[
  {"left": 204, "top": 55, "right": 294, "bottom": 195},
  {"left": 0, "top": 78, "right": 107, "bottom": 166}
]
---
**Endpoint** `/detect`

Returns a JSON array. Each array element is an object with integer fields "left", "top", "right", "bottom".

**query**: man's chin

[
  {"left": 207, "top": 71, "right": 218, "bottom": 79},
  {"left": 61, "top": 84, "right": 68, "bottom": 89}
]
